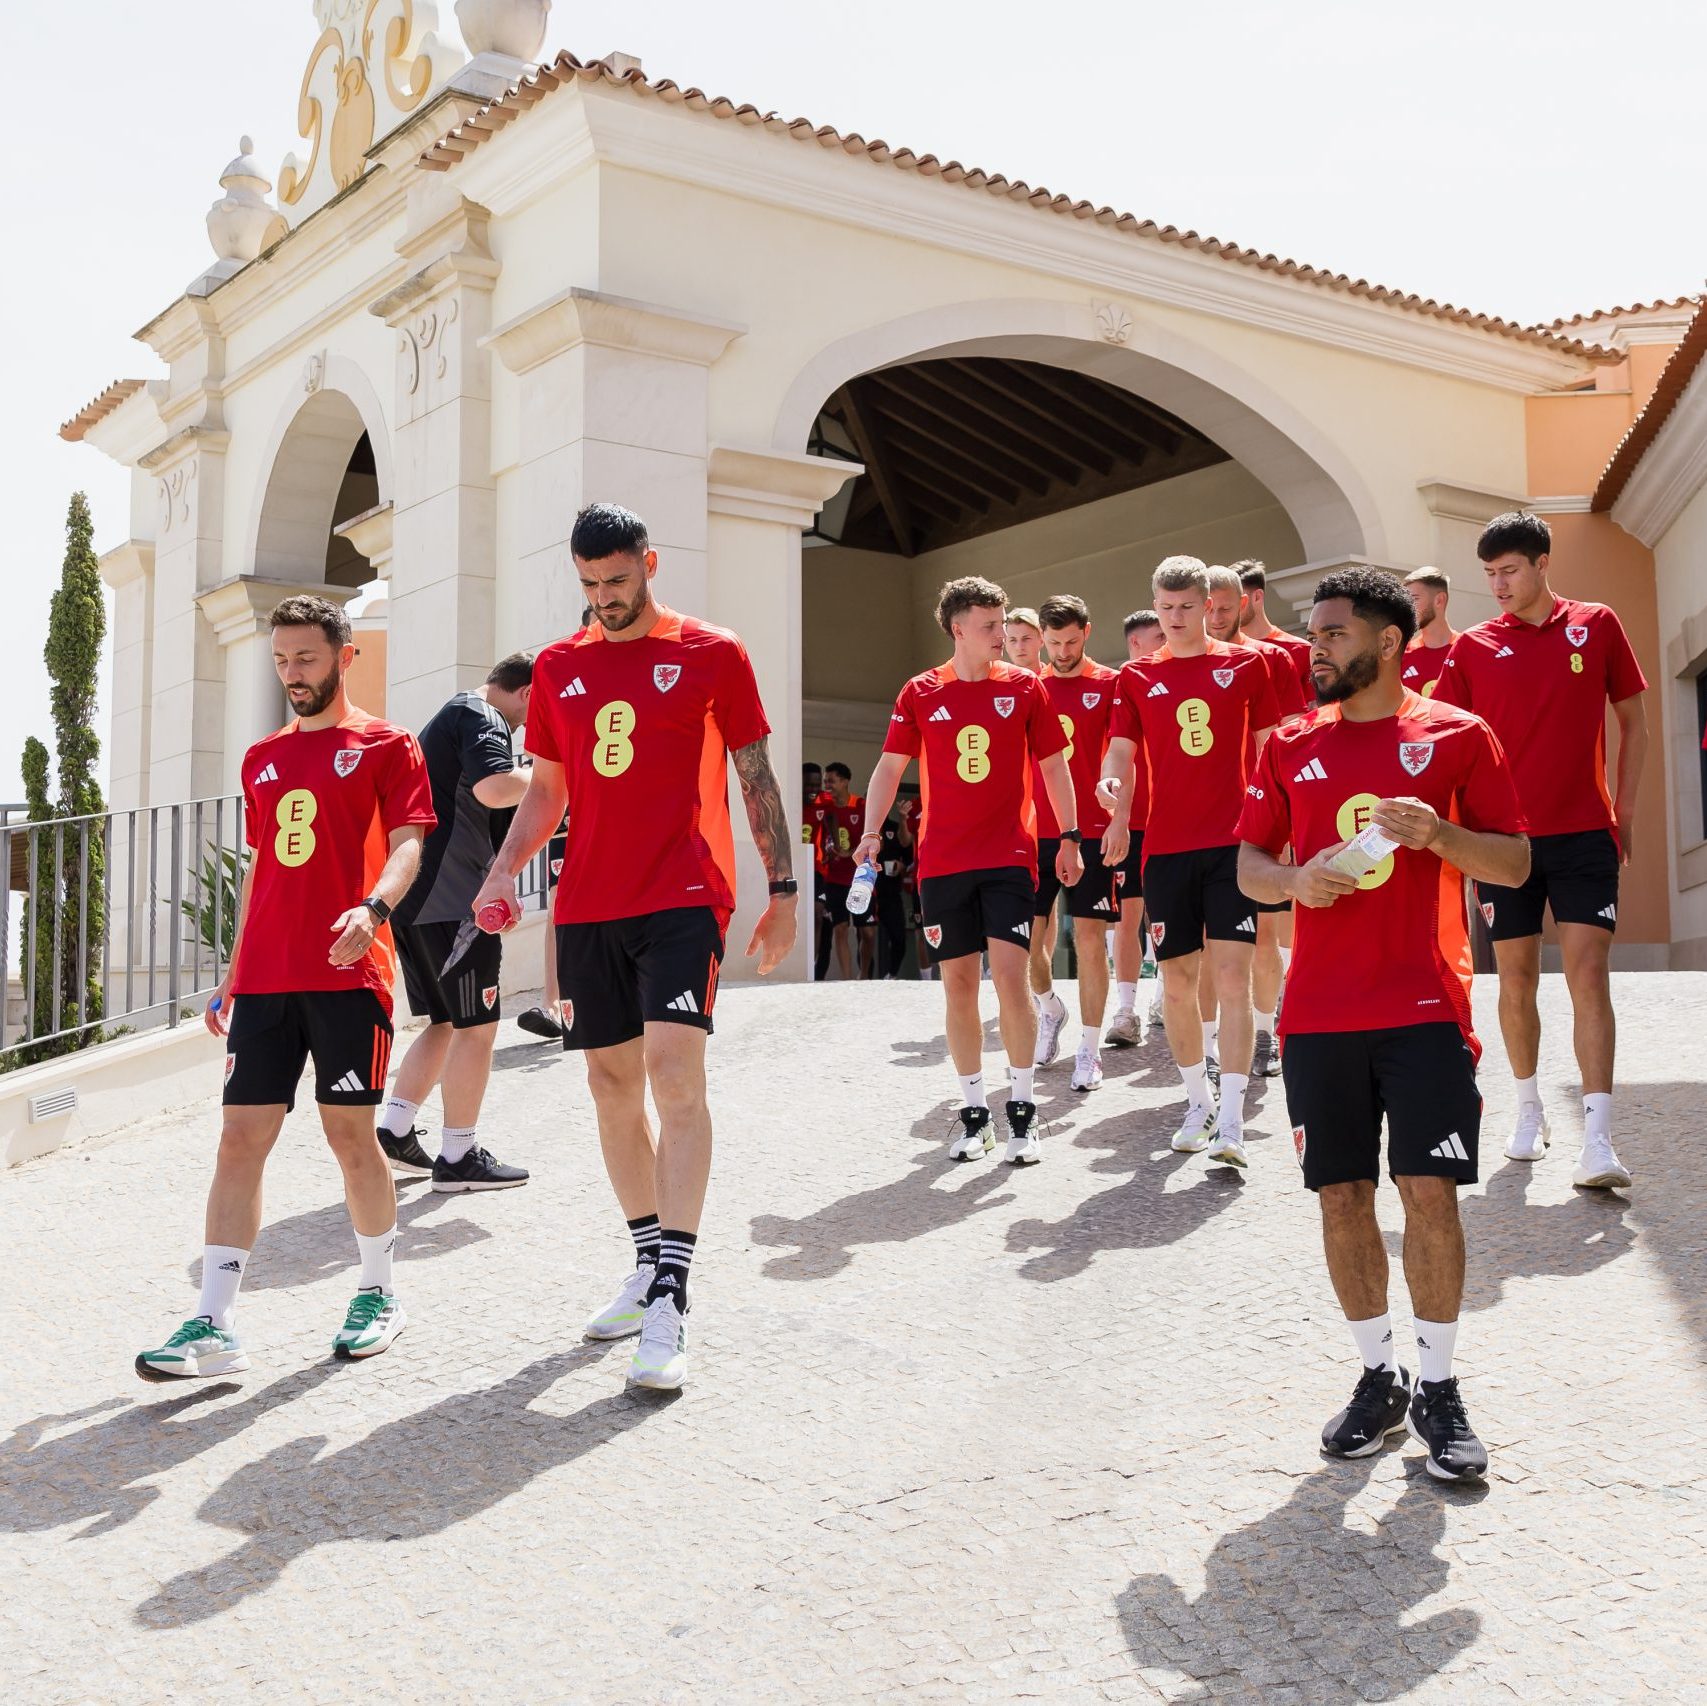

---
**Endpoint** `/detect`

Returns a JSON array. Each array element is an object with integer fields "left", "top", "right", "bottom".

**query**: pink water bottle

[{"left": 476, "top": 897, "right": 518, "bottom": 933}]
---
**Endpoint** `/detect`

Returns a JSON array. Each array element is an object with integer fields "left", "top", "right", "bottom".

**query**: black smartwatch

[
  {"left": 360, "top": 893, "right": 392, "bottom": 923},
  {"left": 768, "top": 879, "right": 800, "bottom": 898},
  {"left": 1059, "top": 829, "right": 1083, "bottom": 844}
]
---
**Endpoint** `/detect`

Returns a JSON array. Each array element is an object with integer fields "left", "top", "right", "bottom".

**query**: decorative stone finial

[
  {"left": 204, "top": 136, "right": 287, "bottom": 278},
  {"left": 455, "top": 0, "right": 551, "bottom": 61}
]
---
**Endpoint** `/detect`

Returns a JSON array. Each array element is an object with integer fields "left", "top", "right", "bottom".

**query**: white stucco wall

[{"left": 1653, "top": 479, "right": 1707, "bottom": 968}]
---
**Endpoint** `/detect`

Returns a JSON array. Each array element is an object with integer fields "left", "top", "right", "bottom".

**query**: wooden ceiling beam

[
  {"left": 1018, "top": 365, "right": 1177, "bottom": 459},
  {"left": 834, "top": 381, "right": 919, "bottom": 557},
  {"left": 867, "top": 370, "right": 1062, "bottom": 492},
  {"left": 940, "top": 360, "right": 1119, "bottom": 475},
  {"left": 910, "top": 362, "right": 1104, "bottom": 479},
  {"left": 878, "top": 419, "right": 1024, "bottom": 509}
]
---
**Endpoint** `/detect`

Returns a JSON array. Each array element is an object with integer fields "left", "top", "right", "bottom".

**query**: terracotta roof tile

[
  {"left": 1542, "top": 296, "right": 1699, "bottom": 331},
  {"left": 59, "top": 379, "right": 146, "bottom": 443},
  {"left": 419, "top": 53, "right": 1614, "bottom": 363},
  {"left": 1591, "top": 297, "right": 1707, "bottom": 511}
]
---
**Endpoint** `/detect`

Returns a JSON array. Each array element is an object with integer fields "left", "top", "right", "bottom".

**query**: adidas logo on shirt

[
  {"left": 1403, "top": 665, "right": 1418, "bottom": 680},
  {"left": 1293, "top": 757, "right": 1327, "bottom": 783},
  {"left": 1494, "top": 646, "right": 1515, "bottom": 659},
  {"left": 329, "top": 1070, "right": 366, "bottom": 1095},
  {"left": 1146, "top": 682, "right": 1169, "bottom": 698},
  {"left": 928, "top": 706, "right": 952, "bottom": 723},
  {"left": 666, "top": 990, "right": 700, "bottom": 1014},
  {"left": 559, "top": 678, "right": 587, "bottom": 698},
  {"left": 1430, "top": 1132, "right": 1470, "bottom": 1162},
  {"left": 1598, "top": 903, "right": 1617, "bottom": 921},
  {"left": 253, "top": 763, "right": 279, "bottom": 784}
]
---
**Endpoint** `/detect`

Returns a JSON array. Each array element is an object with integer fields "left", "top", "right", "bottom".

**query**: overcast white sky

[{"left": 4, "top": 0, "right": 1704, "bottom": 801}]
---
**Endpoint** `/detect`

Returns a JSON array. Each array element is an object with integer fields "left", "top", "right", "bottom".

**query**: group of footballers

[{"left": 133, "top": 497, "right": 1649, "bottom": 1483}]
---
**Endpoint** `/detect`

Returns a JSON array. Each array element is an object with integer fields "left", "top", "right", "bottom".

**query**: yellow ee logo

[
  {"left": 1570, "top": 653, "right": 1584, "bottom": 675},
  {"left": 592, "top": 701, "right": 636, "bottom": 777},
  {"left": 957, "top": 724, "right": 992, "bottom": 784},
  {"left": 1058, "top": 713, "right": 1075, "bottom": 760},
  {"left": 1336, "top": 792, "right": 1394, "bottom": 890},
  {"left": 1177, "top": 698, "right": 1213, "bottom": 758},
  {"left": 1421, "top": 679, "right": 1438, "bottom": 698},
  {"left": 273, "top": 788, "right": 318, "bottom": 867}
]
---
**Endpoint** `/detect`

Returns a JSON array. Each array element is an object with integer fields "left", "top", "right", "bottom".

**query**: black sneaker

[
  {"left": 1322, "top": 1364, "right": 1412, "bottom": 1457},
  {"left": 1003, "top": 1100, "right": 1042, "bottom": 1166},
  {"left": 1251, "top": 1031, "right": 1280, "bottom": 1079},
  {"left": 1408, "top": 1376, "right": 1489, "bottom": 1482},
  {"left": 431, "top": 1146, "right": 530, "bottom": 1193},
  {"left": 515, "top": 1005, "right": 564, "bottom": 1041},
  {"left": 378, "top": 1125, "right": 434, "bottom": 1177}
]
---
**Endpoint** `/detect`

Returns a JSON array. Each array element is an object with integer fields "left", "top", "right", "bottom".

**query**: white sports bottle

[
  {"left": 1327, "top": 822, "right": 1402, "bottom": 881},
  {"left": 845, "top": 859, "right": 878, "bottom": 915}
]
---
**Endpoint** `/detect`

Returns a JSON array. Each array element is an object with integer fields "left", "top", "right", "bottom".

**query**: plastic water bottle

[{"left": 845, "top": 859, "right": 878, "bottom": 916}]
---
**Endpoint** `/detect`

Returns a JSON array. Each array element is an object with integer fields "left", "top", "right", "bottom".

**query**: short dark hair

[
  {"left": 571, "top": 502, "right": 649, "bottom": 561},
  {"left": 1311, "top": 566, "right": 1416, "bottom": 646},
  {"left": 486, "top": 652, "right": 534, "bottom": 691},
  {"left": 1232, "top": 560, "right": 1267, "bottom": 590},
  {"left": 269, "top": 594, "right": 350, "bottom": 649},
  {"left": 1038, "top": 594, "right": 1089, "bottom": 630},
  {"left": 936, "top": 575, "right": 1007, "bottom": 637},
  {"left": 1123, "top": 609, "right": 1159, "bottom": 635},
  {"left": 803, "top": 761, "right": 822, "bottom": 777},
  {"left": 1477, "top": 511, "right": 1550, "bottom": 565},
  {"left": 580, "top": 605, "right": 594, "bottom": 629},
  {"left": 825, "top": 761, "right": 852, "bottom": 781}
]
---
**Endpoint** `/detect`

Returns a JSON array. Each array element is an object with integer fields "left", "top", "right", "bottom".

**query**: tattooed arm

[{"left": 732, "top": 736, "right": 798, "bottom": 973}]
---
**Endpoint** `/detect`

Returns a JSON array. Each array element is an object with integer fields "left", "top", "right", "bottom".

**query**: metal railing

[{"left": 2, "top": 792, "right": 557, "bottom": 1066}]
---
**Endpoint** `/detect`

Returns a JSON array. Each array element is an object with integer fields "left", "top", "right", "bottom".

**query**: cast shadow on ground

[
  {"left": 887, "top": 1016, "right": 1002, "bottom": 1071},
  {"left": 488, "top": 1037, "right": 570, "bottom": 1075},
  {"left": 133, "top": 1349, "right": 663, "bottom": 1630},
  {"left": 1117, "top": 1454, "right": 1483, "bottom": 1700},
  {"left": 0, "top": 1363, "right": 341, "bottom": 1539},
  {"left": 187, "top": 1189, "right": 489, "bottom": 1294}
]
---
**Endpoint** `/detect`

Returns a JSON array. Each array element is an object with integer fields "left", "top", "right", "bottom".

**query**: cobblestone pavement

[{"left": 3, "top": 973, "right": 1705, "bottom": 1703}]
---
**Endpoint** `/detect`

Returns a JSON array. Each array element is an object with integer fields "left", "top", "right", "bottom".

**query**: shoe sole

[
  {"left": 1504, "top": 1148, "right": 1546, "bottom": 1162},
  {"left": 1005, "top": 1147, "right": 1041, "bottom": 1166},
  {"left": 134, "top": 1350, "right": 251, "bottom": 1384},
  {"left": 431, "top": 1176, "right": 530, "bottom": 1192},
  {"left": 334, "top": 1319, "right": 406, "bottom": 1361},
  {"left": 628, "top": 1369, "right": 686, "bottom": 1391},
  {"left": 584, "top": 1319, "right": 644, "bottom": 1342},
  {"left": 1323, "top": 1410, "right": 1409, "bottom": 1459},
  {"left": 1208, "top": 1148, "right": 1248, "bottom": 1169},
  {"left": 1070, "top": 1076, "right": 1102, "bottom": 1093},
  {"left": 1105, "top": 1034, "right": 1138, "bottom": 1050},
  {"left": 1405, "top": 1412, "right": 1487, "bottom": 1481},
  {"left": 949, "top": 1141, "right": 993, "bottom": 1162},
  {"left": 515, "top": 1017, "right": 564, "bottom": 1040},
  {"left": 385, "top": 1158, "right": 434, "bottom": 1178},
  {"left": 1171, "top": 1138, "right": 1211, "bottom": 1153},
  {"left": 1572, "top": 1172, "right": 1631, "bottom": 1191}
]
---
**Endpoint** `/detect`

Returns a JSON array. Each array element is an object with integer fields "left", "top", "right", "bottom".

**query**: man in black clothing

[
  {"left": 377, "top": 655, "right": 535, "bottom": 1191},
  {"left": 874, "top": 809, "right": 911, "bottom": 977}
]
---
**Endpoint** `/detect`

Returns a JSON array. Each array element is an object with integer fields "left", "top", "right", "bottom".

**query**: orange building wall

[{"left": 346, "top": 627, "right": 388, "bottom": 721}]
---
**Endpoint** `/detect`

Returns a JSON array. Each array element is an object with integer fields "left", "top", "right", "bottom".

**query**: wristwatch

[
  {"left": 1059, "top": 829, "right": 1083, "bottom": 844},
  {"left": 768, "top": 879, "right": 800, "bottom": 898},
  {"left": 360, "top": 893, "right": 392, "bottom": 923}
]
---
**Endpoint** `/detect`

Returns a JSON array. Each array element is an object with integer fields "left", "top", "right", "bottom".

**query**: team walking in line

[{"left": 136, "top": 500, "right": 1648, "bottom": 1480}]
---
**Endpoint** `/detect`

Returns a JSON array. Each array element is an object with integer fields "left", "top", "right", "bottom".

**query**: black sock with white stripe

[
  {"left": 647, "top": 1229, "right": 697, "bottom": 1312},
  {"left": 627, "top": 1213, "right": 662, "bottom": 1271}
]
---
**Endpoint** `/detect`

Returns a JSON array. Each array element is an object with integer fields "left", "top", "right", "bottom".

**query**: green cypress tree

[{"left": 15, "top": 737, "right": 58, "bottom": 1063}]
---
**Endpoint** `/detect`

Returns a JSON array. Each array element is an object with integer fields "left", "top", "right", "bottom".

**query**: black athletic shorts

[
  {"left": 920, "top": 866, "right": 1036, "bottom": 963},
  {"left": 1282, "top": 1022, "right": 1482, "bottom": 1191},
  {"left": 395, "top": 918, "right": 502, "bottom": 1029},
  {"left": 223, "top": 988, "right": 393, "bottom": 1109},
  {"left": 1034, "top": 837, "right": 1064, "bottom": 917},
  {"left": 556, "top": 906, "right": 725, "bottom": 1051},
  {"left": 1254, "top": 896, "right": 1293, "bottom": 916},
  {"left": 1477, "top": 828, "right": 1618, "bottom": 940},
  {"left": 822, "top": 880, "right": 874, "bottom": 928},
  {"left": 1069, "top": 837, "right": 1122, "bottom": 923},
  {"left": 1141, "top": 846, "right": 1257, "bottom": 961},
  {"left": 1112, "top": 831, "right": 1145, "bottom": 904},
  {"left": 546, "top": 833, "right": 567, "bottom": 889}
]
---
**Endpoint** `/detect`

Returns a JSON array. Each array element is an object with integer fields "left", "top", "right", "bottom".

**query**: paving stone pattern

[{"left": 2, "top": 973, "right": 1705, "bottom": 1703}]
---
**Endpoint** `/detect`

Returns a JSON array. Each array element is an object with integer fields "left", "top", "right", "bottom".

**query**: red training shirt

[
  {"left": 817, "top": 792, "right": 866, "bottom": 884},
  {"left": 1401, "top": 641, "right": 1451, "bottom": 699},
  {"left": 1110, "top": 640, "right": 1279, "bottom": 856},
  {"left": 1033, "top": 661, "right": 1120, "bottom": 838},
  {"left": 884, "top": 661, "right": 1068, "bottom": 881},
  {"left": 1237, "top": 692, "right": 1526, "bottom": 1051},
  {"left": 234, "top": 710, "right": 436, "bottom": 1012},
  {"left": 526, "top": 607, "right": 770, "bottom": 927},
  {"left": 1432, "top": 596, "right": 1645, "bottom": 839},
  {"left": 1257, "top": 627, "right": 1313, "bottom": 699}
]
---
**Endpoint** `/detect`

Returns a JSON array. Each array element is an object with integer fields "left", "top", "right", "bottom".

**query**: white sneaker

[
  {"left": 1070, "top": 1044, "right": 1104, "bottom": 1092},
  {"left": 1033, "top": 991, "right": 1069, "bottom": 1068},
  {"left": 949, "top": 1107, "right": 994, "bottom": 1161},
  {"left": 1171, "top": 1100, "right": 1218, "bottom": 1153},
  {"left": 1504, "top": 1105, "right": 1550, "bottom": 1163},
  {"left": 1572, "top": 1134, "right": 1632, "bottom": 1191},
  {"left": 584, "top": 1263, "right": 655, "bottom": 1340},
  {"left": 1105, "top": 1010, "right": 1142, "bottom": 1049},
  {"left": 1206, "top": 1131, "right": 1249, "bottom": 1169},
  {"left": 628, "top": 1296, "right": 688, "bottom": 1390},
  {"left": 1003, "top": 1100, "right": 1042, "bottom": 1166}
]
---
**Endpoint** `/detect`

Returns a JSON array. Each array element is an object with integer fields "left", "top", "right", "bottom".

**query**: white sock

[
  {"left": 1010, "top": 1065, "right": 1035, "bottom": 1104},
  {"left": 1202, "top": 1020, "right": 1219, "bottom": 1060},
  {"left": 1583, "top": 1092, "right": 1612, "bottom": 1141},
  {"left": 1514, "top": 1075, "right": 1542, "bottom": 1111},
  {"left": 1415, "top": 1317, "right": 1458, "bottom": 1386},
  {"left": 439, "top": 1125, "right": 478, "bottom": 1165},
  {"left": 957, "top": 1071, "right": 987, "bottom": 1110},
  {"left": 1178, "top": 1059, "right": 1208, "bottom": 1108},
  {"left": 1116, "top": 981, "right": 1137, "bottom": 1014},
  {"left": 1348, "top": 1312, "right": 1396, "bottom": 1372},
  {"left": 356, "top": 1226, "right": 398, "bottom": 1294},
  {"left": 1079, "top": 1023, "right": 1101, "bottom": 1053},
  {"left": 1278, "top": 945, "right": 1292, "bottom": 975},
  {"left": 378, "top": 1094, "right": 419, "bottom": 1137},
  {"left": 198, "top": 1245, "right": 249, "bottom": 1331},
  {"left": 1217, "top": 1073, "right": 1248, "bottom": 1137},
  {"left": 1254, "top": 1008, "right": 1276, "bottom": 1036}
]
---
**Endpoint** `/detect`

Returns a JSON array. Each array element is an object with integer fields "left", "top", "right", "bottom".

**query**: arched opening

[{"left": 253, "top": 389, "right": 385, "bottom": 587}]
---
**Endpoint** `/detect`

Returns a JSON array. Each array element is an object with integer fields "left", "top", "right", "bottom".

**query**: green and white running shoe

[
  {"left": 585, "top": 1264, "right": 655, "bottom": 1341},
  {"left": 628, "top": 1296, "right": 688, "bottom": 1391},
  {"left": 1170, "top": 1099, "right": 1218, "bottom": 1153},
  {"left": 1206, "top": 1131, "right": 1249, "bottom": 1169},
  {"left": 136, "top": 1316, "right": 250, "bottom": 1383},
  {"left": 332, "top": 1288, "right": 407, "bottom": 1360}
]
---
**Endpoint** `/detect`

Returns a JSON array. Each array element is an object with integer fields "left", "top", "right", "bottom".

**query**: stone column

[
  {"left": 369, "top": 200, "right": 500, "bottom": 736},
  {"left": 706, "top": 447, "right": 864, "bottom": 984},
  {"left": 483, "top": 288, "right": 744, "bottom": 651},
  {"left": 98, "top": 542, "right": 155, "bottom": 814}
]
